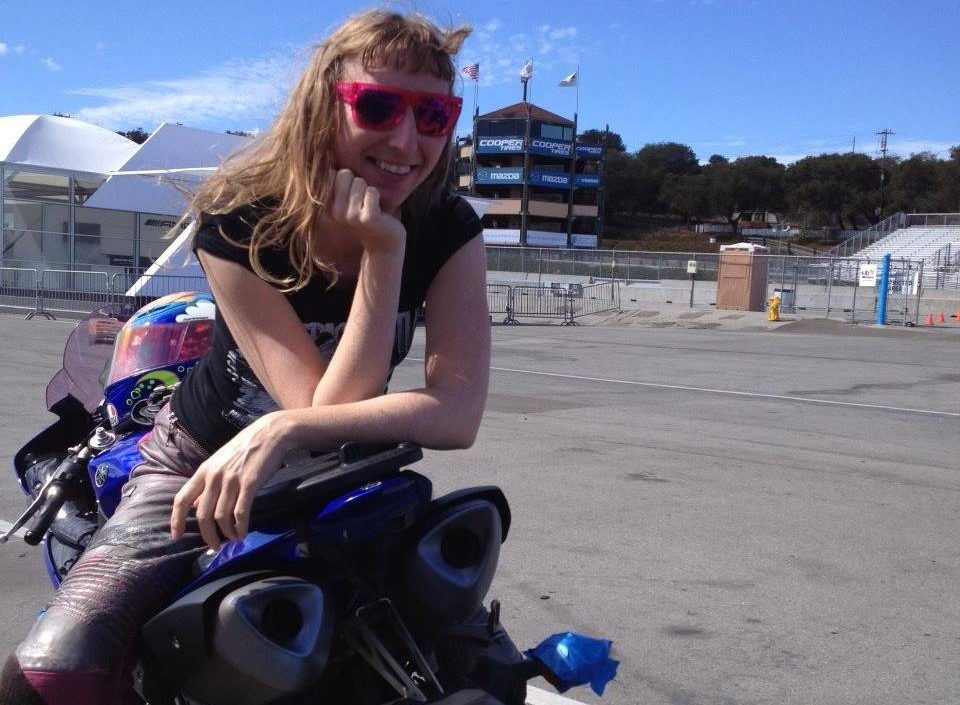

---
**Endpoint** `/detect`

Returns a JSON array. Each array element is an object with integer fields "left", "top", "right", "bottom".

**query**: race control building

[{"left": 454, "top": 102, "right": 607, "bottom": 248}]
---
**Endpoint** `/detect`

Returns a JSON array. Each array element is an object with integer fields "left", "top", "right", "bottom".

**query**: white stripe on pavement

[
  {"left": 406, "top": 358, "right": 960, "bottom": 419},
  {"left": 527, "top": 685, "right": 590, "bottom": 705}
]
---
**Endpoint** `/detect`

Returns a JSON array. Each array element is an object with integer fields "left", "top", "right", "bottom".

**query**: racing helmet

[{"left": 103, "top": 292, "right": 216, "bottom": 419}]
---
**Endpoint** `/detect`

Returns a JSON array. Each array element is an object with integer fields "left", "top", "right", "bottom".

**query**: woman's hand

[
  {"left": 328, "top": 168, "right": 406, "bottom": 254},
  {"left": 170, "top": 411, "right": 295, "bottom": 549}
]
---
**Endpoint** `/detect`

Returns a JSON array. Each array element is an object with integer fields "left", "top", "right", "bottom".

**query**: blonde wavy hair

[{"left": 187, "top": 10, "right": 471, "bottom": 291}]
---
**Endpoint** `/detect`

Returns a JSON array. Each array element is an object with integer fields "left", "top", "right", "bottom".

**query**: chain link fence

[
  {"left": 0, "top": 256, "right": 928, "bottom": 327},
  {"left": 486, "top": 247, "right": 928, "bottom": 326}
]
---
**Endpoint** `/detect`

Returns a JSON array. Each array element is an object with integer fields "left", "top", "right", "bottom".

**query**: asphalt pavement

[{"left": 1, "top": 311, "right": 958, "bottom": 705}]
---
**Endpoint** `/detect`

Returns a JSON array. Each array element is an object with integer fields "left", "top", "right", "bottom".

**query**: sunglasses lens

[
  {"left": 414, "top": 96, "right": 457, "bottom": 137},
  {"left": 355, "top": 88, "right": 405, "bottom": 129}
]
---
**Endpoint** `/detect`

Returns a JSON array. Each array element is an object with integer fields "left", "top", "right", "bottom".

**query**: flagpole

[{"left": 576, "top": 63, "right": 580, "bottom": 118}]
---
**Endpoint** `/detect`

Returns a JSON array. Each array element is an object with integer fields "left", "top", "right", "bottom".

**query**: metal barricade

[
  {"left": 109, "top": 271, "right": 210, "bottom": 306},
  {"left": 0, "top": 267, "right": 40, "bottom": 318},
  {"left": 485, "top": 283, "right": 516, "bottom": 324},
  {"left": 569, "top": 282, "right": 621, "bottom": 321},
  {"left": 510, "top": 285, "right": 570, "bottom": 322},
  {"left": 36, "top": 269, "right": 112, "bottom": 319}
]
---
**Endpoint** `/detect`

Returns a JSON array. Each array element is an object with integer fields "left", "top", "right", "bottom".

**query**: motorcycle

[{"left": 2, "top": 293, "right": 617, "bottom": 705}]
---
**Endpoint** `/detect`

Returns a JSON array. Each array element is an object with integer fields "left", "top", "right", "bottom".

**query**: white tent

[
  {"left": 0, "top": 114, "right": 138, "bottom": 174},
  {"left": 84, "top": 123, "right": 250, "bottom": 215}
]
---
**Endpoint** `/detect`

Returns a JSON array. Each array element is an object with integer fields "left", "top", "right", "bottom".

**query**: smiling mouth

[{"left": 372, "top": 158, "right": 415, "bottom": 176}]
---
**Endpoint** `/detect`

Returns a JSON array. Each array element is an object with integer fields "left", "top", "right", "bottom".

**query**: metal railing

[
  {"left": 904, "top": 213, "right": 960, "bottom": 227},
  {"left": 487, "top": 246, "right": 719, "bottom": 283},
  {"left": 827, "top": 213, "right": 960, "bottom": 257},
  {"left": 0, "top": 267, "right": 211, "bottom": 320},
  {"left": 0, "top": 267, "right": 40, "bottom": 317}
]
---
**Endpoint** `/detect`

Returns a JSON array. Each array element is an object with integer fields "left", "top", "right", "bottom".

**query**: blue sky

[{"left": 1, "top": 0, "right": 957, "bottom": 163}]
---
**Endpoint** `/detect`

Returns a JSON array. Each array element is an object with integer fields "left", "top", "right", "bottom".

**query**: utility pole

[{"left": 876, "top": 128, "right": 894, "bottom": 221}]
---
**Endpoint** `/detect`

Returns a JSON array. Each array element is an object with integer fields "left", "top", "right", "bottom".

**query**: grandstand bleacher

[{"left": 852, "top": 222, "right": 960, "bottom": 290}]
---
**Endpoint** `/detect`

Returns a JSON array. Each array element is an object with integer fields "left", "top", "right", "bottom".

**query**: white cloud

[
  {"left": 457, "top": 22, "right": 588, "bottom": 88},
  {"left": 886, "top": 138, "right": 954, "bottom": 159},
  {"left": 41, "top": 57, "right": 61, "bottom": 71},
  {"left": 69, "top": 52, "right": 298, "bottom": 130},
  {"left": 14, "top": 45, "right": 26, "bottom": 54},
  {"left": 548, "top": 27, "right": 578, "bottom": 41},
  {"left": 0, "top": 43, "right": 7, "bottom": 56}
]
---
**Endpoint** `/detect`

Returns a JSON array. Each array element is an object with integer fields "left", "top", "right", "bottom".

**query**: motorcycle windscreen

[{"left": 45, "top": 304, "right": 137, "bottom": 414}]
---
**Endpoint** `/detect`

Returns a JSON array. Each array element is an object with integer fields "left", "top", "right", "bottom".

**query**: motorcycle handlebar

[
  {"left": 20, "top": 451, "right": 91, "bottom": 546},
  {"left": 23, "top": 481, "right": 71, "bottom": 546}
]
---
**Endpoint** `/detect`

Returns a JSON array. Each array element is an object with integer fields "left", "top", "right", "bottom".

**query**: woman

[{"left": 2, "top": 10, "right": 491, "bottom": 705}]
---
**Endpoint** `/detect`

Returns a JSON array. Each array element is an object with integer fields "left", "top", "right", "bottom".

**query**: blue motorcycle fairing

[
  {"left": 88, "top": 431, "right": 150, "bottom": 516},
  {"left": 178, "top": 472, "right": 433, "bottom": 595}
]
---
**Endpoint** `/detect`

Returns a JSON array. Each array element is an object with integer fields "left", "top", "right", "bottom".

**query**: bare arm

[
  {"left": 287, "top": 233, "right": 490, "bottom": 449},
  {"left": 172, "top": 234, "right": 490, "bottom": 547}
]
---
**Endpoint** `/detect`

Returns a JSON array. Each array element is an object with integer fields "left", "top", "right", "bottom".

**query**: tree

[
  {"left": 631, "top": 142, "right": 700, "bottom": 214},
  {"left": 579, "top": 128, "right": 625, "bottom": 152},
  {"left": 888, "top": 152, "right": 942, "bottom": 213},
  {"left": 936, "top": 150, "right": 960, "bottom": 212},
  {"left": 634, "top": 142, "right": 699, "bottom": 178},
  {"left": 729, "top": 156, "right": 786, "bottom": 214},
  {"left": 117, "top": 127, "right": 150, "bottom": 144},
  {"left": 603, "top": 149, "right": 646, "bottom": 220},
  {"left": 661, "top": 172, "right": 709, "bottom": 221},
  {"left": 785, "top": 153, "right": 879, "bottom": 228}
]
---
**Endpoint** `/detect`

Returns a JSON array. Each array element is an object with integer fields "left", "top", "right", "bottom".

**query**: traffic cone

[
  {"left": 924, "top": 313, "right": 933, "bottom": 326},
  {"left": 938, "top": 312, "right": 946, "bottom": 324}
]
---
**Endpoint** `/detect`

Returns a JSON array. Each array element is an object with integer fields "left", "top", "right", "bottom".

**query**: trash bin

[
  {"left": 773, "top": 288, "right": 795, "bottom": 313},
  {"left": 716, "top": 243, "right": 770, "bottom": 312}
]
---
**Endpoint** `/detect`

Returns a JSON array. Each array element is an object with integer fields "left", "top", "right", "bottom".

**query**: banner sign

[
  {"left": 526, "top": 230, "right": 567, "bottom": 247},
  {"left": 483, "top": 228, "right": 521, "bottom": 245},
  {"left": 858, "top": 263, "right": 878, "bottom": 287},
  {"left": 475, "top": 167, "right": 524, "bottom": 185},
  {"left": 575, "top": 144, "right": 603, "bottom": 158},
  {"left": 529, "top": 169, "right": 570, "bottom": 189},
  {"left": 476, "top": 136, "right": 525, "bottom": 154},
  {"left": 571, "top": 233, "right": 598, "bottom": 248},
  {"left": 529, "top": 138, "right": 572, "bottom": 157},
  {"left": 573, "top": 174, "right": 601, "bottom": 188}
]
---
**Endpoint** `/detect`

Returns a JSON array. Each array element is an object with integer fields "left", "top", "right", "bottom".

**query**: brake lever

[
  {"left": 0, "top": 489, "right": 50, "bottom": 543},
  {"left": 2, "top": 447, "right": 93, "bottom": 546}
]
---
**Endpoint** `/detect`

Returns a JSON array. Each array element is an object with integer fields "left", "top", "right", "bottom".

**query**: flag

[
  {"left": 520, "top": 59, "right": 534, "bottom": 82},
  {"left": 558, "top": 71, "right": 577, "bottom": 87},
  {"left": 462, "top": 63, "right": 479, "bottom": 82}
]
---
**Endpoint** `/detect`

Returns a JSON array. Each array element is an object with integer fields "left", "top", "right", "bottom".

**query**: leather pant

[{"left": 4, "top": 403, "right": 209, "bottom": 705}]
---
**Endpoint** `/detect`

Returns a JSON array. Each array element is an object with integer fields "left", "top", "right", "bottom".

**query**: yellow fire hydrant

[{"left": 768, "top": 295, "right": 781, "bottom": 322}]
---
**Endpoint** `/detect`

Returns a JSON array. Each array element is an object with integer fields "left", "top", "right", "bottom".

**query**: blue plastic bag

[{"left": 526, "top": 632, "right": 619, "bottom": 696}]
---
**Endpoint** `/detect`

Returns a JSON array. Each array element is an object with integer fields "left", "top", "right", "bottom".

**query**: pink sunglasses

[{"left": 336, "top": 82, "right": 462, "bottom": 137}]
